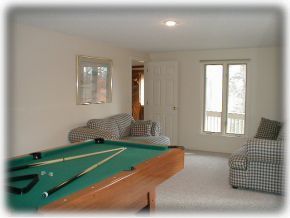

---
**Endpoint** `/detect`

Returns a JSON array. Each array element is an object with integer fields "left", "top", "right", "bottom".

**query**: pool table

[{"left": 8, "top": 139, "right": 184, "bottom": 212}]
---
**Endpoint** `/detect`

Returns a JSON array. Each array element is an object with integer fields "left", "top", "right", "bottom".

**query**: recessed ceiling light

[{"left": 164, "top": 20, "right": 177, "bottom": 27}]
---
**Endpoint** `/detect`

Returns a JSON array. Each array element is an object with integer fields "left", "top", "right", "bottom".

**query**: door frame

[
  {"left": 130, "top": 56, "right": 147, "bottom": 118},
  {"left": 144, "top": 61, "right": 179, "bottom": 145}
]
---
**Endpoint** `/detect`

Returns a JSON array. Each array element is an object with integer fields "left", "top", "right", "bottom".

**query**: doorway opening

[{"left": 131, "top": 59, "right": 144, "bottom": 120}]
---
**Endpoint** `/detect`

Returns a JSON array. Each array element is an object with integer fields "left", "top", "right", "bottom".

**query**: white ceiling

[{"left": 11, "top": 7, "right": 282, "bottom": 53}]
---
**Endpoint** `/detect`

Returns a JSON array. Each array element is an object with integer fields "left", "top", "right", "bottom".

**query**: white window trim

[{"left": 200, "top": 59, "right": 250, "bottom": 138}]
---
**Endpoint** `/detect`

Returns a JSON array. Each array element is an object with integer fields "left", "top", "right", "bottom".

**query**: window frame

[{"left": 201, "top": 60, "right": 249, "bottom": 137}]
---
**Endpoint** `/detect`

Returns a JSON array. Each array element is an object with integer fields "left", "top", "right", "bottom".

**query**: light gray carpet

[{"left": 156, "top": 150, "right": 284, "bottom": 213}]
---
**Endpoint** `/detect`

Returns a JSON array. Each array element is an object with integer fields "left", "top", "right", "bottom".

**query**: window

[{"left": 203, "top": 61, "right": 247, "bottom": 135}]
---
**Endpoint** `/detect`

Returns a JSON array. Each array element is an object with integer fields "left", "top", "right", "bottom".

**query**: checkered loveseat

[
  {"left": 229, "top": 118, "right": 285, "bottom": 194},
  {"left": 68, "top": 113, "right": 170, "bottom": 145}
]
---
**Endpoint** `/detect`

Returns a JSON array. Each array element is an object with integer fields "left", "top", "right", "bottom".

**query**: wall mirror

[{"left": 77, "top": 55, "right": 112, "bottom": 105}]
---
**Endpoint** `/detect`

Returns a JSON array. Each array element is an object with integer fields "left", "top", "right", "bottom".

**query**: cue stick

[
  {"left": 9, "top": 147, "right": 126, "bottom": 172},
  {"left": 42, "top": 147, "right": 126, "bottom": 198}
]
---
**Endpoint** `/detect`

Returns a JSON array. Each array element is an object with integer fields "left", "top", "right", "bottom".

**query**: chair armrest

[
  {"left": 68, "top": 127, "right": 119, "bottom": 143},
  {"left": 247, "top": 138, "right": 284, "bottom": 164}
]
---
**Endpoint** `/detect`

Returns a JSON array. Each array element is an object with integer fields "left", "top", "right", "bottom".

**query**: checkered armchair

[
  {"left": 229, "top": 118, "right": 285, "bottom": 194},
  {"left": 68, "top": 113, "right": 170, "bottom": 145}
]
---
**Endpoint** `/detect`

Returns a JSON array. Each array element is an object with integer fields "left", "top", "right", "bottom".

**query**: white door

[{"left": 144, "top": 61, "right": 178, "bottom": 145}]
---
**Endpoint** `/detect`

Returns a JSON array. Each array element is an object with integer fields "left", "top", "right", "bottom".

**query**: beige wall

[
  {"left": 149, "top": 47, "right": 282, "bottom": 153},
  {"left": 9, "top": 23, "right": 282, "bottom": 156},
  {"left": 9, "top": 23, "right": 147, "bottom": 156}
]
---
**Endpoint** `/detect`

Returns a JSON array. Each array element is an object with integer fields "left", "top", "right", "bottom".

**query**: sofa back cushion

[
  {"left": 130, "top": 120, "right": 152, "bottom": 136},
  {"left": 131, "top": 123, "right": 152, "bottom": 137},
  {"left": 277, "top": 127, "right": 284, "bottom": 141},
  {"left": 109, "top": 113, "right": 134, "bottom": 137},
  {"left": 255, "top": 117, "right": 282, "bottom": 140},
  {"left": 129, "top": 120, "right": 161, "bottom": 136},
  {"left": 151, "top": 121, "right": 161, "bottom": 136},
  {"left": 87, "top": 118, "right": 120, "bottom": 137}
]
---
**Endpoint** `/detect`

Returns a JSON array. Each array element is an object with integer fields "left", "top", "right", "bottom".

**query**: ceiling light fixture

[{"left": 164, "top": 20, "right": 177, "bottom": 27}]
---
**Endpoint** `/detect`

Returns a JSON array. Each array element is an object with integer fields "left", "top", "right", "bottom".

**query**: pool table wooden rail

[{"left": 39, "top": 146, "right": 184, "bottom": 212}]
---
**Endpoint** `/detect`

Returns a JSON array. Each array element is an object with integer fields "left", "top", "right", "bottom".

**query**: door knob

[{"left": 172, "top": 106, "right": 177, "bottom": 110}]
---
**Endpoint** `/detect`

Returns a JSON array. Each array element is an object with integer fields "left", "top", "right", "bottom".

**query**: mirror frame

[{"left": 76, "top": 55, "right": 113, "bottom": 105}]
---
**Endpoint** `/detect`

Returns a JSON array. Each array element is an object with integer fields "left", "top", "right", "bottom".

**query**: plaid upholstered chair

[{"left": 228, "top": 118, "right": 285, "bottom": 194}]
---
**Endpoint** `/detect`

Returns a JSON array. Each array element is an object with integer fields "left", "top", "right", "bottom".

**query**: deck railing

[
  {"left": 226, "top": 113, "right": 245, "bottom": 134},
  {"left": 204, "top": 111, "right": 245, "bottom": 134},
  {"left": 204, "top": 111, "right": 222, "bottom": 132}
]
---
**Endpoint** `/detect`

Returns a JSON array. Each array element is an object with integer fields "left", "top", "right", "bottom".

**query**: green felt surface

[{"left": 7, "top": 140, "right": 168, "bottom": 211}]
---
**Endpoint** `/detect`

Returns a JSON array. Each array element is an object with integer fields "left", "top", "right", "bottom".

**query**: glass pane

[
  {"left": 79, "top": 67, "right": 93, "bottom": 104},
  {"left": 226, "top": 64, "right": 247, "bottom": 134},
  {"left": 204, "top": 65, "right": 223, "bottom": 132},
  {"left": 77, "top": 56, "right": 112, "bottom": 105},
  {"left": 95, "top": 65, "right": 108, "bottom": 103}
]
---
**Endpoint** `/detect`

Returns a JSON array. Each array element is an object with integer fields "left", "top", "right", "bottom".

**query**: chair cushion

[
  {"left": 130, "top": 121, "right": 152, "bottom": 136},
  {"left": 229, "top": 145, "right": 248, "bottom": 170},
  {"left": 255, "top": 117, "right": 282, "bottom": 140},
  {"left": 87, "top": 118, "right": 120, "bottom": 137}
]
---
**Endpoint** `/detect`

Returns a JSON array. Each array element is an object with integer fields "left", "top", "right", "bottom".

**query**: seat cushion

[
  {"left": 229, "top": 145, "right": 248, "bottom": 170},
  {"left": 255, "top": 117, "right": 282, "bottom": 140}
]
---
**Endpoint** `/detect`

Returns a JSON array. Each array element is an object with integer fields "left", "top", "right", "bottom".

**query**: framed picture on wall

[{"left": 76, "top": 55, "right": 113, "bottom": 105}]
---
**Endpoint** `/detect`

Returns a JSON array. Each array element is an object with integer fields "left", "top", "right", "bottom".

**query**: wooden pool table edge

[{"left": 39, "top": 146, "right": 184, "bottom": 212}]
